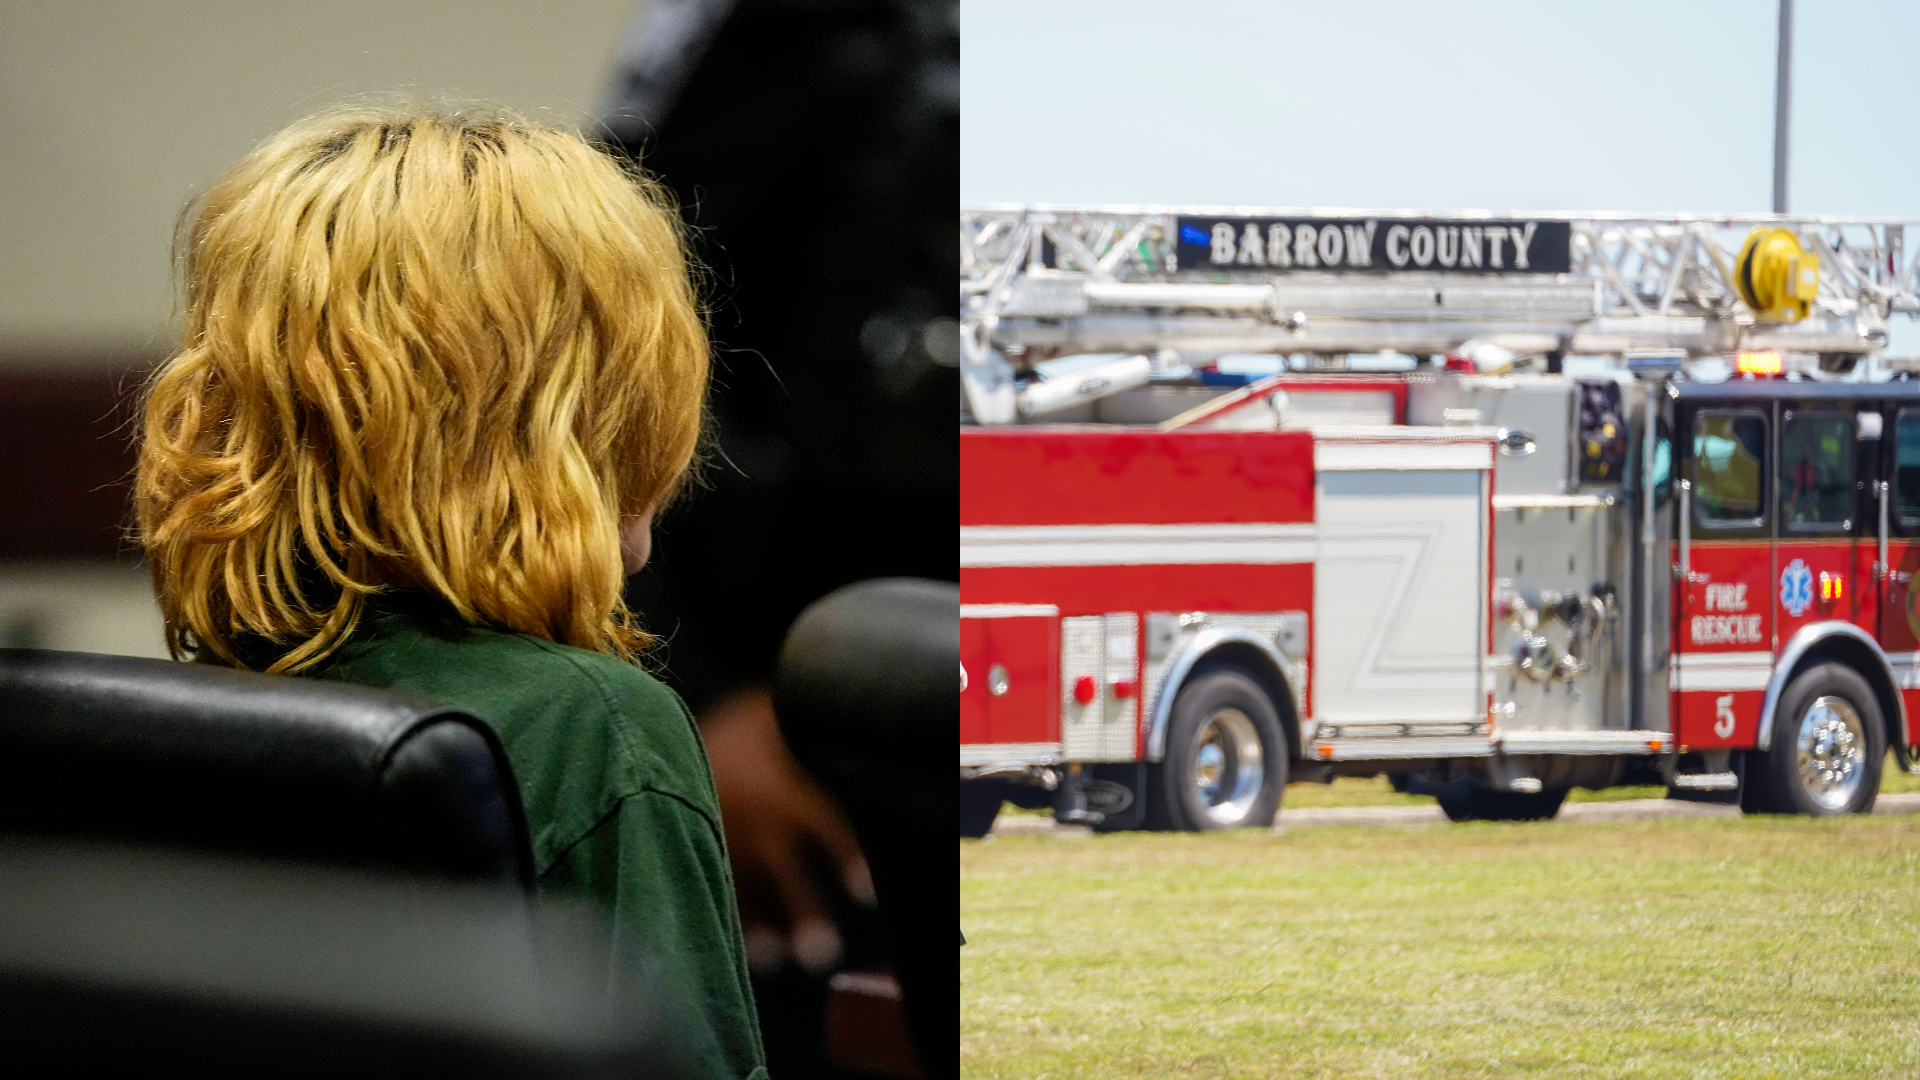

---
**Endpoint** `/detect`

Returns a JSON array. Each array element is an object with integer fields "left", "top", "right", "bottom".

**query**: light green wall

[{"left": 0, "top": 0, "right": 639, "bottom": 364}]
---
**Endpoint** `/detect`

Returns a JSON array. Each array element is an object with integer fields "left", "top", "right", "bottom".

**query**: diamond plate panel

[
  {"left": 1059, "top": 616, "right": 1104, "bottom": 760},
  {"left": 1210, "top": 612, "right": 1305, "bottom": 715},
  {"left": 1059, "top": 613, "right": 1142, "bottom": 762},
  {"left": 1101, "top": 612, "right": 1140, "bottom": 760},
  {"left": 1142, "top": 612, "right": 1306, "bottom": 754}
]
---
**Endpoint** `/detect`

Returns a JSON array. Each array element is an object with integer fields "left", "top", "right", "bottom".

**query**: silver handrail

[
  {"left": 1642, "top": 387, "right": 1659, "bottom": 675},
  {"left": 1879, "top": 478, "right": 1890, "bottom": 587},
  {"left": 1678, "top": 479, "right": 1692, "bottom": 580}
]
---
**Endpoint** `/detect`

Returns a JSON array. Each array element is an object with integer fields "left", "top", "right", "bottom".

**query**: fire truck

[{"left": 959, "top": 205, "right": 1920, "bottom": 835}]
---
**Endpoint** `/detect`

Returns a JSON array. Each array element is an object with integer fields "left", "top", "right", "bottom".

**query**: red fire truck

[{"left": 959, "top": 205, "right": 1920, "bottom": 834}]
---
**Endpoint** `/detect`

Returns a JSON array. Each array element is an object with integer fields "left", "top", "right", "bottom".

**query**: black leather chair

[
  {"left": 0, "top": 648, "right": 532, "bottom": 887},
  {"left": 0, "top": 650, "right": 690, "bottom": 1076}
]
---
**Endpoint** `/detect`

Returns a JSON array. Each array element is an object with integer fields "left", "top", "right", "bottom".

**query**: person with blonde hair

[{"left": 136, "top": 103, "right": 765, "bottom": 1080}]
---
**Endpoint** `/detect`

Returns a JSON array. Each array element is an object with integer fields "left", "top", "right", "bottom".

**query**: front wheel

[
  {"left": 1159, "top": 668, "right": 1286, "bottom": 830},
  {"left": 1437, "top": 788, "right": 1568, "bottom": 822},
  {"left": 1743, "top": 663, "right": 1884, "bottom": 816}
]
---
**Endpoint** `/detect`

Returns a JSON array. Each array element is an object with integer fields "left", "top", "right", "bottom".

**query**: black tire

[
  {"left": 959, "top": 781, "right": 1004, "bottom": 839},
  {"left": 1437, "top": 788, "right": 1568, "bottom": 822},
  {"left": 1158, "top": 668, "right": 1287, "bottom": 831},
  {"left": 1742, "top": 662, "right": 1885, "bottom": 816}
]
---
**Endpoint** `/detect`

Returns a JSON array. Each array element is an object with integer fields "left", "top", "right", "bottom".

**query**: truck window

[
  {"left": 1693, "top": 412, "right": 1766, "bottom": 526},
  {"left": 1897, "top": 410, "right": 1920, "bottom": 525},
  {"left": 1780, "top": 411, "right": 1853, "bottom": 529},
  {"left": 1650, "top": 424, "right": 1671, "bottom": 507}
]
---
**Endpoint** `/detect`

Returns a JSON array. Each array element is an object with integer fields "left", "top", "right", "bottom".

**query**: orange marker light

[
  {"left": 1315, "top": 744, "right": 1336, "bottom": 760},
  {"left": 1735, "top": 350, "right": 1783, "bottom": 375}
]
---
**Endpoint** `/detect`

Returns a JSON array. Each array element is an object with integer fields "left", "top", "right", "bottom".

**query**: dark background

[
  {"left": 614, "top": 0, "right": 958, "bottom": 714},
  {"left": 605, "top": 2, "right": 957, "bottom": 1077}
]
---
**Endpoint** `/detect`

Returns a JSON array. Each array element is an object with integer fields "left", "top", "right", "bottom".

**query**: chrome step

[{"left": 1671, "top": 771, "right": 1739, "bottom": 791}]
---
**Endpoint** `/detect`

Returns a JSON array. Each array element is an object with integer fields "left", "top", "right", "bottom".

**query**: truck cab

[{"left": 1666, "top": 376, "right": 1920, "bottom": 813}]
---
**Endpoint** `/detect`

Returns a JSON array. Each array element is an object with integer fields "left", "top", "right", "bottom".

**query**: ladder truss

[{"left": 960, "top": 205, "right": 1920, "bottom": 422}]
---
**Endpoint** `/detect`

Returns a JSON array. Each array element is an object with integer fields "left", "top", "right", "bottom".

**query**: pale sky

[{"left": 962, "top": 0, "right": 1920, "bottom": 219}]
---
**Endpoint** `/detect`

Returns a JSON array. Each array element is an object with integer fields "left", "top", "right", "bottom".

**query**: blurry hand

[{"left": 700, "top": 685, "right": 875, "bottom": 974}]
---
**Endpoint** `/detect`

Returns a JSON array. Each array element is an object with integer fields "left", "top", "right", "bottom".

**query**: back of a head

[{"left": 137, "top": 104, "right": 707, "bottom": 673}]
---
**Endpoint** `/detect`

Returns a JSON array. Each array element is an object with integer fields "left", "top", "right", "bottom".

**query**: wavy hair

[{"left": 136, "top": 103, "right": 707, "bottom": 672}]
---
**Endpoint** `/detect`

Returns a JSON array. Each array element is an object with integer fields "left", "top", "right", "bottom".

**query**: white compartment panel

[{"left": 1313, "top": 468, "right": 1485, "bottom": 723}]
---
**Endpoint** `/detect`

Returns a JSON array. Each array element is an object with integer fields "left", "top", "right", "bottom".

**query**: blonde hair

[{"left": 136, "top": 103, "right": 707, "bottom": 673}]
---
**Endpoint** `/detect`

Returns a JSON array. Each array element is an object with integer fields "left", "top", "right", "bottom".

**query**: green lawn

[{"left": 962, "top": 814, "right": 1920, "bottom": 1078}]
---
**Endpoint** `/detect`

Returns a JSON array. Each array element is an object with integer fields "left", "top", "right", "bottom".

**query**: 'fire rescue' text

[{"left": 1692, "top": 582, "right": 1760, "bottom": 644}]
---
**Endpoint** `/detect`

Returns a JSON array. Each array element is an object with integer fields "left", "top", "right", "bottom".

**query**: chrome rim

[
  {"left": 1795, "top": 695, "right": 1867, "bottom": 812},
  {"left": 1190, "top": 707, "right": 1265, "bottom": 824}
]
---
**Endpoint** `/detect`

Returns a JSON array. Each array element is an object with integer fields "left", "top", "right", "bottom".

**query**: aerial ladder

[{"left": 960, "top": 205, "right": 1920, "bottom": 422}]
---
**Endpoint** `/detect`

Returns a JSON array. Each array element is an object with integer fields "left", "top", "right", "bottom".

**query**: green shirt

[{"left": 308, "top": 599, "right": 767, "bottom": 1080}]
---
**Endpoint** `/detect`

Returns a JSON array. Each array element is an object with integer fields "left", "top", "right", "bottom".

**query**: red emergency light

[
  {"left": 1073, "top": 675, "right": 1097, "bottom": 705},
  {"left": 1734, "top": 350, "right": 1783, "bottom": 376},
  {"left": 1072, "top": 675, "right": 1138, "bottom": 703}
]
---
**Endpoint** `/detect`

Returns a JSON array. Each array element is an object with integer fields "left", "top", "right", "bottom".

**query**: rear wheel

[
  {"left": 1437, "top": 788, "right": 1568, "bottom": 822},
  {"left": 1159, "top": 668, "right": 1286, "bottom": 830},
  {"left": 959, "top": 781, "right": 1003, "bottom": 838},
  {"left": 1743, "top": 663, "right": 1884, "bottom": 816}
]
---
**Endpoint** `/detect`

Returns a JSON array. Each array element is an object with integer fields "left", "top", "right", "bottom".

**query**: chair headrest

[{"left": 0, "top": 649, "right": 533, "bottom": 890}]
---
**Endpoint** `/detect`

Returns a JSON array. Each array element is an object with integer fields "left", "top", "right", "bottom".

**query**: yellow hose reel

[{"left": 1734, "top": 227, "right": 1820, "bottom": 323}]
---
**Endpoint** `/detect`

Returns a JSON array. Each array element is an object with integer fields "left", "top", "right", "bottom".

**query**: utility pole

[{"left": 1773, "top": 0, "right": 1793, "bottom": 214}]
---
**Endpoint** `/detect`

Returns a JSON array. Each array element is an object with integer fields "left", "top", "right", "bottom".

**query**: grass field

[{"left": 963, "top": 811, "right": 1920, "bottom": 1078}]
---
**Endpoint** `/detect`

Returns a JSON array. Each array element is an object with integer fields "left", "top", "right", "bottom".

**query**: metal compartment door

[
  {"left": 1313, "top": 444, "right": 1490, "bottom": 725},
  {"left": 959, "top": 605, "right": 1061, "bottom": 758},
  {"left": 961, "top": 616, "right": 990, "bottom": 746}
]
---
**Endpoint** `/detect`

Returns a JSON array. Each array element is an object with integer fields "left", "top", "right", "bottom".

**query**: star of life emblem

[{"left": 1780, "top": 558, "right": 1814, "bottom": 617}]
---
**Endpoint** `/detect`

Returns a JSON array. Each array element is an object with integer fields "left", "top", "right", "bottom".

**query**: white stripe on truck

[{"left": 960, "top": 522, "right": 1317, "bottom": 568}]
